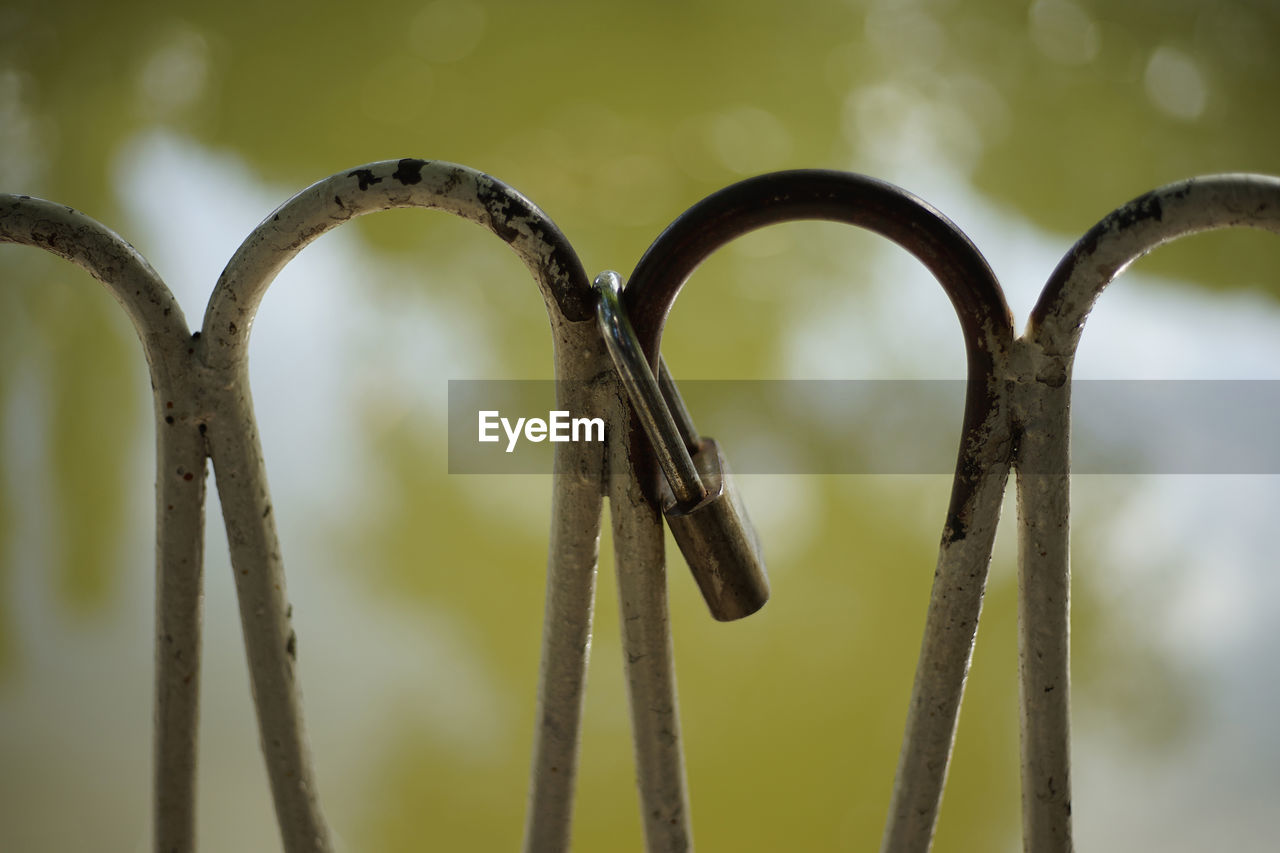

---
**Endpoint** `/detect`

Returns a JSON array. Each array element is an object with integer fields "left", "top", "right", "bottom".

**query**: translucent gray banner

[{"left": 447, "top": 380, "right": 1280, "bottom": 474}]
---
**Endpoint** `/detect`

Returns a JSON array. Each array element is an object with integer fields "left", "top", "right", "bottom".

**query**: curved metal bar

[
  {"left": 196, "top": 159, "right": 603, "bottom": 853},
  {"left": 202, "top": 158, "right": 594, "bottom": 371},
  {"left": 1016, "top": 174, "right": 1280, "bottom": 853},
  {"left": 0, "top": 195, "right": 206, "bottom": 853},
  {"left": 620, "top": 170, "right": 1016, "bottom": 852}
]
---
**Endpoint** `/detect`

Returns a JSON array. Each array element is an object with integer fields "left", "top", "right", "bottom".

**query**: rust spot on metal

[
  {"left": 392, "top": 158, "right": 427, "bottom": 185},
  {"left": 476, "top": 178, "right": 522, "bottom": 244},
  {"left": 348, "top": 168, "right": 382, "bottom": 190}
]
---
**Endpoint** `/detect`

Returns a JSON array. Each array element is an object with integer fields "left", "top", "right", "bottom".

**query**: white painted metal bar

[
  {"left": 524, "top": 369, "right": 613, "bottom": 853},
  {"left": 606, "top": 389, "right": 697, "bottom": 851},
  {"left": 1015, "top": 174, "right": 1280, "bottom": 852},
  {"left": 199, "top": 159, "right": 605, "bottom": 853},
  {"left": 0, "top": 196, "right": 206, "bottom": 853}
]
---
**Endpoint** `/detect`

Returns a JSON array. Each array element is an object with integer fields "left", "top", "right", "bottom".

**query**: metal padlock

[{"left": 594, "top": 270, "right": 770, "bottom": 621}]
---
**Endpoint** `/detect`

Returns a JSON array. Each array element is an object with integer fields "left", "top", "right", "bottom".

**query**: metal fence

[{"left": 2, "top": 161, "right": 1277, "bottom": 853}]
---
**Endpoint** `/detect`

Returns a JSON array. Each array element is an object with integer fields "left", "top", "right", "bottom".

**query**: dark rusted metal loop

[
  {"left": 625, "top": 169, "right": 1016, "bottom": 551},
  {"left": 622, "top": 170, "right": 1016, "bottom": 852},
  {"left": 625, "top": 170, "right": 1015, "bottom": 527},
  {"left": 626, "top": 170, "right": 1013, "bottom": 385}
]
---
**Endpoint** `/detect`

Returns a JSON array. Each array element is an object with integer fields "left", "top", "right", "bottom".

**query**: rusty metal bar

[
  {"left": 621, "top": 170, "right": 1015, "bottom": 853},
  {"left": 1014, "top": 174, "right": 1280, "bottom": 853},
  {"left": 199, "top": 159, "right": 603, "bottom": 853},
  {"left": 0, "top": 195, "right": 206, "bottom": 853}
]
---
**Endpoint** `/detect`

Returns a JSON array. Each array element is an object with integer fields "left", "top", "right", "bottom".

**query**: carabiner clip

[{"left": 595, "top": 270, "right": 769, "bottom": 621}]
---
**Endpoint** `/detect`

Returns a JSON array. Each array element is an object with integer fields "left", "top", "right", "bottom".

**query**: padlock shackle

[{"left": 595, "top": 270, "right": 706, "bottom": 508}]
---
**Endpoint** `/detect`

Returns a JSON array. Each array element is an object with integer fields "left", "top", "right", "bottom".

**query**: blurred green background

[{"left": 2, "top": 0, "right": 1280, "bottom": 850}]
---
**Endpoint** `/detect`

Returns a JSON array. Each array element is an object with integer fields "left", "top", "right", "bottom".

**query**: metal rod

[
  {"left": 522, "top": 375, "right": 609, "bottom": 853},
  {"left": 622, "top": 169, "right": 1016, "bottom": 853},
  {"left": 201, "top": 159, "right": 598, "bottom": 853},
  {"left": 606, "top": 387, "right": 696, "bottom": 852},
  {"left": 1016, "top": 173, "right": 1280, "bottom": 853},
  {"left": 0, "top": 195, "right": 206, "bottom": 853}
]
